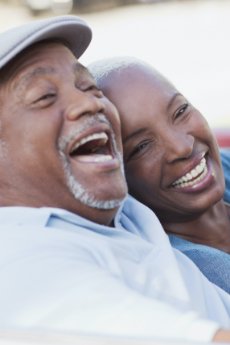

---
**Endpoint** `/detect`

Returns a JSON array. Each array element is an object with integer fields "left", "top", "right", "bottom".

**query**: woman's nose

[
  {"left": 65, "top": 90, "right": 105, "bottom": 121},
  {"left": 164, "top": 130, "right": 194, "bottom": 163}
]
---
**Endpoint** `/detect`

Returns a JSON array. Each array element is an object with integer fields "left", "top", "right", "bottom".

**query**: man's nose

[
  {"left": 65, "top": 90, "right": 105, "bottom": 121},
  {"left": 163, "top": 130, "right": 194, "bottom": 163}
]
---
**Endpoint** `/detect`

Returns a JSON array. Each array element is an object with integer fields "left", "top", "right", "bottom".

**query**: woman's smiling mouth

[{"left": 172, "top": 156, "right": 208, "bottom": 188}]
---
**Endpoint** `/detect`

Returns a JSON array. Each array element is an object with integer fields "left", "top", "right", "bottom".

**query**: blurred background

[{"left": 0, "top": 0, "right": 229, "bottom": 130}]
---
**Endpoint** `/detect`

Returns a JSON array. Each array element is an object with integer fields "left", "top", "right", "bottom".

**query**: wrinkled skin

[
  {"left": 0, "top": 43, "right": 127, "bottom": 225},
  {"left": 93, "top": 59, "right": 230, "bottom": 249}
]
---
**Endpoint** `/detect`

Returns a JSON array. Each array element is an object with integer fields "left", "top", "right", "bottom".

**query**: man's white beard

[
  {"left": 58, "top": 115, "right": 126, "bottom": 210},
  {"left": 58, "top": 149, "right": 124, "bottom": 210}
]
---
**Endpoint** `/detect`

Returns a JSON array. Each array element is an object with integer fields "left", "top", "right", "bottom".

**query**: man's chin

[
  {"left": 60, "top": 154, "right": 127, "bottom": 211},
  {"left": 68, "top": 178, "right": 127, "bottom": 211},
  {"left": 76, "top": 188, "right": 127, "bottom": 210},
  {"left": 88, "top": 198, "right": 124, "bottom": 210}
]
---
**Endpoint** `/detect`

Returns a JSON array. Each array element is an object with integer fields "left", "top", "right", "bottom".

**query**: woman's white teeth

[{"left": 172, "top": 157, "right": 207, "bottom": 188}]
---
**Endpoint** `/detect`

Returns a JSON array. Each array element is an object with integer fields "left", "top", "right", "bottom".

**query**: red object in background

[{"left": 213, "top": 128, "right": 230, "bottom": 148}]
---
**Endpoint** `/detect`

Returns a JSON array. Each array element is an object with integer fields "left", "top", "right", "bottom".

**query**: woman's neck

[{"left": 164, "top": 199, "right": 230, "bottom": 253}]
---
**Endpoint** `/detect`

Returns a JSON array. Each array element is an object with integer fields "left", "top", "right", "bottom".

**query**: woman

[{"left": 89, "top": 57, "right": 230, "bottom": 293}]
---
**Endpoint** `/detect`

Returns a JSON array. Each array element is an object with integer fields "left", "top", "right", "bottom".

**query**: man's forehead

[
  {"left": 19, "top": 45, "right": 93, "bottom": 80},
  {"left": 0, "top": 43, "right": 93, "bottom": 88},
  {"left": 22, "top": 61, "right": 92, "bottom": 80}
]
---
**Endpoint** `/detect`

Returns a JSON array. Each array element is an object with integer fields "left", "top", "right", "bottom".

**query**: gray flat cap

[{"left": 0, "top": 15, "right": 92, "bottom": 69}]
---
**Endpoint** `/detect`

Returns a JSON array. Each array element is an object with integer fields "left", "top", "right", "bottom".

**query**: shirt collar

[
  {"left": 0, "top": 207, "right": 53, "bottom": 227},
  {"left": 0, "top": 199, "right": 126, "bottom": 228}
]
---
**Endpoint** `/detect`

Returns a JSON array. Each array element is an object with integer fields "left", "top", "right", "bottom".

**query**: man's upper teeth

[
  {"left": 172, "top": 157, "right": 207, "bottom": 186},
  {"left": 71, "top": 132, "right": 108, "bottom": 152}
]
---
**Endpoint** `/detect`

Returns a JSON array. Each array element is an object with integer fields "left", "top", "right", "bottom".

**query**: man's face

[
  {"left": 101, "top": 64, "right": 224, "bottom": 224},
  {"left": 0, "top": 42, "right": 127, "bottom": 223}
]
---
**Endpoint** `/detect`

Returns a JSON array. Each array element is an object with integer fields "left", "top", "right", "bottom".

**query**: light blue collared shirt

[{"left": 0, "top": 196, "right": 230, "bottom": 342}]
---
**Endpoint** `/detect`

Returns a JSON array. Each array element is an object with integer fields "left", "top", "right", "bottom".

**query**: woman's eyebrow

[
  {"left": 73, "top": 63, "right": 94, "bottom": 82},
  {"left": 166, "top": 92, "right": 182, "bottom": 111}
]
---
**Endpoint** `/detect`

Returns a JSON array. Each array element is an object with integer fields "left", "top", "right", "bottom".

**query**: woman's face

[{"left": 103, "top": 63, "right": 225, "bottom": 223}]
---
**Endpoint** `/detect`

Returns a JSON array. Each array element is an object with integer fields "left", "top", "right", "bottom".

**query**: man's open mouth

[{"left": 69, "top": 131, "right": 114, "bottom": 163}]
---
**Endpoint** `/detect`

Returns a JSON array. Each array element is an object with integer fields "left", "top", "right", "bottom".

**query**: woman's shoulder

[
  {"left": 220, "top": 149, "right": 230, "bottom": 169},
  {"left": 169, "top": 234, "right": 230, "bottom": 293},
  {"left": 220, "top": 149, "right": 230, "bottom": 203}
]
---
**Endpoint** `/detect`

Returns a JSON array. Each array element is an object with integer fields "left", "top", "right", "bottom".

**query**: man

[{"left": 0, "top": 15, "right": 230, "bottom": 344}]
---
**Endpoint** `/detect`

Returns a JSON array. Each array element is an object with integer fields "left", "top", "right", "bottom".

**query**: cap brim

[{"left": 0, "top": 15, "right": 92, "bottom": 69}]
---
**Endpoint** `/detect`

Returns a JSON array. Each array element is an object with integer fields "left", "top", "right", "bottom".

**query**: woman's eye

[
  {"left": 128, "top": 141, "right": 150, "bottom": 160},
  {"left": 174, "top": 103, "right": 189, "bottom": 119}
]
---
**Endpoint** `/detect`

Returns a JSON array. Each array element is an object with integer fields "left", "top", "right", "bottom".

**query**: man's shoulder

[{"left": 0, "top": 206, "right": 111, "bottom": 276}]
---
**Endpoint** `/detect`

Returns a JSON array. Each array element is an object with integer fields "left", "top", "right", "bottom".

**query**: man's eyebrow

[
  {"left": 166, "top": 92, "right": 182, "bottom": 111},
  {"left": 123, "top": 128, "right": 147, "bottom": 145},
  {"left": 15, "top": 66, "right": 56, "bottom": 90}
]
